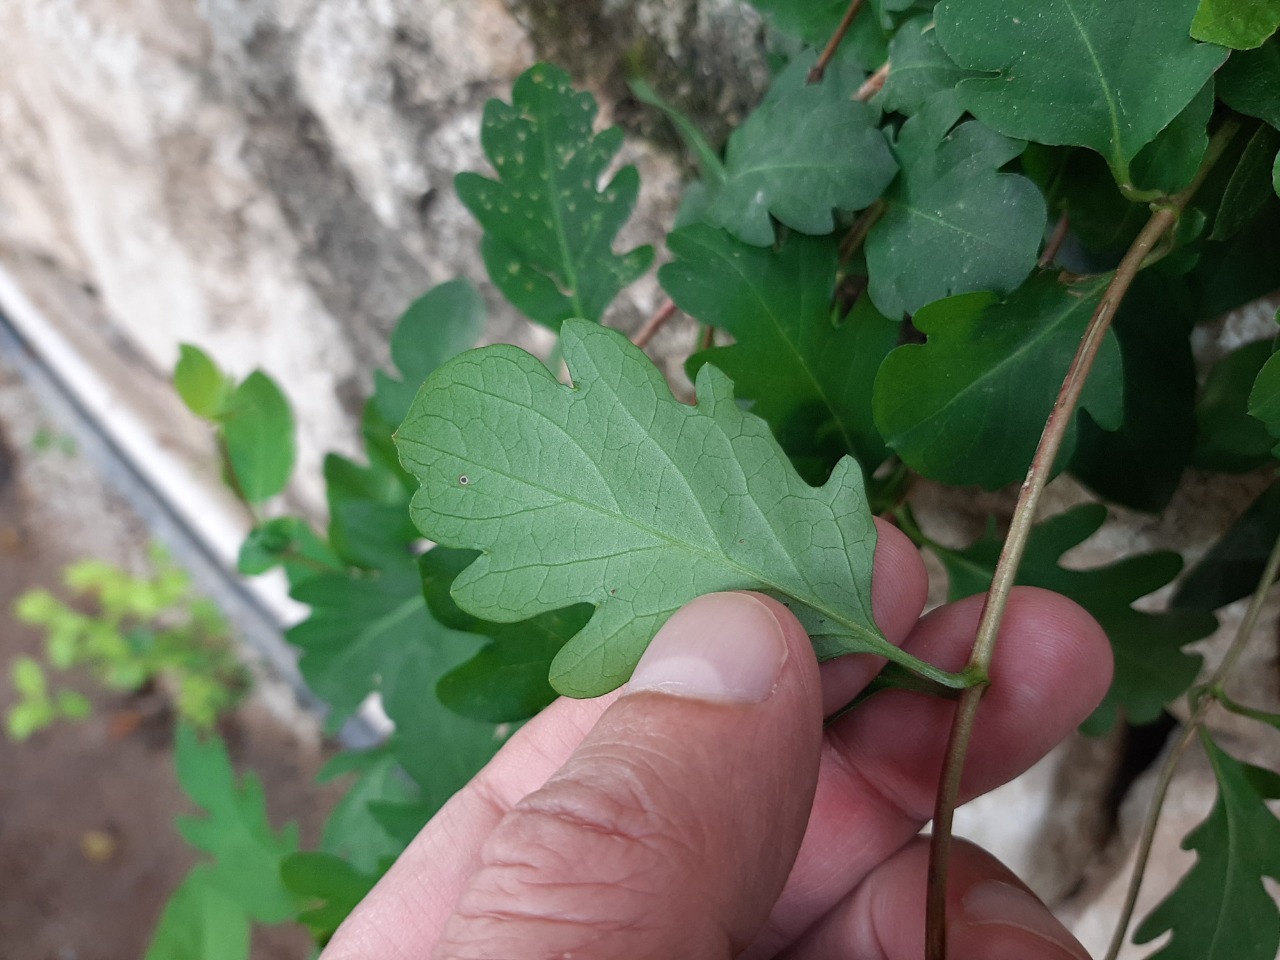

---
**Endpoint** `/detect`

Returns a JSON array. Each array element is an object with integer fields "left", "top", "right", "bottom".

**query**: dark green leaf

[
  {"left": 1193, "top": 340, "right": 1276, "bottom": 472},
  {"left": 1129, "top": 81, "right": 1215, "bottom": 195},
  {"left": 323, "top": 452, "right": 418, "bottom": 571},
  {"left": 425, "top": 547, "right": 591, "bottom": 723},
  {"left": 455, "top": 63, "right": 654, "bottom": 329},
  {"left": 865, "top": 95, "right": 1047, "bottom": 317},
  {"left": 879, "top": 15, "right": 968, "bottom": 116},
  {"left": 661, "top": 225, "right": 897, "bottom": 483},
  {"left": 932, "top": 504, "right": 1215, "bottom": 732},
  {"left": 1187, "top": 195, "right": 1280, "bottom": 315},
  {"left": 396, "top": 320, "right": 899, "bottom": 699},
  {"left": 1134, "top": 731, "right": 1280, "bottom": 960},
  {"left": 1070, "top": 272, "right": 1198, "bottom": 512},
  {"left": 1218, "top": 41, "right": 1280, "bottom": 129},
  {"left": 744, "top": 0, "right": 892, "bottom": 68},
  {"left": 935, "top": 0, "right": 1227, "bottom": 186},
  {"left": 372, "top": 280, "right": 486, "bottom": 428},
  {"left": 281, "top": 852, "right": 383, "bottom": 947},
  {"left": 1248, "top": 334, "right": 1280, "bottom": 452},
  {"left": 704, "top": 56, "right": 897, "bottom": 247},
  {"left": 873, "top": 274, "right": 1122, "bottom": 489},
  {"left": 1174, "top": 483, "right": 1280, "bottom": 610},
  {"left": 1192, "top": 0, "right": 1280, "bottom": 49},
  {"left": 1212, "top": 124, "right": 1280, "bottom": 239},
  {"left": 238, "top": 517, "right": 341, "bottom": 588},
  {"left": 220, "top": 372, "right": 295, "bottom": 503},
  {"left": 174, "top": 345, "right": 233, "bottom": 419}
]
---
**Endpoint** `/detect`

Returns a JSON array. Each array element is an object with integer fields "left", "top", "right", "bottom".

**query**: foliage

[
  {"left": 9, "top": 550, "right": 244, "bottom": 736},
  {"left": 141, "top": 3, "right": 1280, "bottom": 958}
]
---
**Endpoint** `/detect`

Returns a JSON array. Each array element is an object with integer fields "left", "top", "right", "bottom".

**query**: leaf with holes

[
  {"left": 865, "top": 94, "right": 1046, "bottom": 318},
  {"left": 661, "top": 224, "right": 897, "bottom": 484},
  {"left": 395, "top": 319, "right": 924, "bottom": 699},
  {"left": 1134, "top": 731, "right": 1280, "bottom": 960},
  {"left": 935, "top": 0, "right": 1227, "bottom": 186},
  {"left": 456, "top": 63, "right": 653, "bottom": 329},
  {"left": 932, "top": 504, "right": 1216, "bottom": 733}
]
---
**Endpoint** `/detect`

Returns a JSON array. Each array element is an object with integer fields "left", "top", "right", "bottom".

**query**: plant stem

[
  {"left": 1039, "top": 213, "right": 1070, "bottom": 267},
  {"left": 840, "top": 200, "right": 885, "bottom": 264},
  {"left": 807, "top": 0, "right": 865, "bottom": 84},
  {"left": 855, "top": 60, "right": 890, "bottom": 102},
  {"left": 632, "top": 299, "right": 679, "bottom": 348},
  {"left": 1102, "top": 527, "right": 1280, "bottom": 960},
  {"left": 923, "top": 120, "right": 1238, "bottom": 960}
]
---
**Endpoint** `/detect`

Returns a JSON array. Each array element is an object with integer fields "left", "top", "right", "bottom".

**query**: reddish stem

[{"left": 632, "top": 299, "right": 679, "bottom": 348}]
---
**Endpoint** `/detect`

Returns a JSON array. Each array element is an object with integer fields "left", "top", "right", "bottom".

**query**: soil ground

[{"left": 0, "top": 354, "right": 337, "bottom": 960}]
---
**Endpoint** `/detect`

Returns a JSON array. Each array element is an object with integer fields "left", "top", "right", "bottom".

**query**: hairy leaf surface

[
  {"left": 933, "top": 504, "right": 1215, "bottom": 733},
  {"left": 873, "top": 275, "right": 1122, "bottom": 489},
  {"left": 397, "top": 320, "right": 893, "bottom": 698},
  {"left": 456, "top": 63, "right": 653, "bottom": 328},
  {"left": 1134, "top": 731, "right": 1280, "bottom": 960},
  {"left": 865, "top": 95, "right": 1046, "bottom": 317},
  {"left": 661, "top": 225, "right": 897, "bottom": 483},
  {"left": 705, "top": 57, "right": 897, "bottom": 246},
  {"left": 935, "top": 0, "right": 1227, "bottom": 185}
]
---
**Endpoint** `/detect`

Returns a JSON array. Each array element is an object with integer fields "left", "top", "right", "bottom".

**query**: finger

[
  {"left": 323, "top": 521, "right": 926, "bottom": 960},
  {"left": 748, "top": 587, "right": 1112, "bottom": 956},
  {"left": 783, "top": 838, "right": 1090, "bottom": 960},
  {"left": 431, "top": 591, "right": 823, "bottom": 960}
]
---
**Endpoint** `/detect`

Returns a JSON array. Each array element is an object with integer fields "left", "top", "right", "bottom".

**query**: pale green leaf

[
  {"left": 1192, "top": 0, "right": 1280, "bottom": 49},
  {"left": 219, "top": 371, "right": 295, "bottom": 503},
  {"left": 873, "top": 274, "right": 1122, "bottom": 488},
  {"left": 865, "top": 95, "right": 1047, "bottom": 318},
  {"left": 396, "top": 320, "right": 908, "bottom": 699},
  {"left": 704, "top": 55, "right": 898, "bottom": 246},
  {"left": 1134, "top": 731, "right": 1280, "bottom": 959},
  {"left": 456, "top": 63, "right": 653, "bottom": 329},
  {"left": 144, "top": 866, "right": 250, "bottom": 960},
  {"left": 174, "top": 345, "right": 233, "bottom": 420},
  {"left": 661, "top": 224, "right": 897, "bottom": 483},
  {"left": 935, "top": 0, "right": 1227, "bottom": 185}
]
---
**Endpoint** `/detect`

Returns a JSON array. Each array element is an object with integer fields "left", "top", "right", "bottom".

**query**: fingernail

[
  {"left": 963, "top": 881, "right": 1090, "bottom": 960},
  {"left": 626, "top": 593, "right": 787, "bottom": 703}
]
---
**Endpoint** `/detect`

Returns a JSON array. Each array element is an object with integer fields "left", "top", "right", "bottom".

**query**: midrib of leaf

[
  {"left": 434, "top": 384, "right": 879, "bottom": 647},
  {"left": 898, "top": 201, "right": 1007, "bottom": 246},
  {"left": 325, "top": 594, "right": 424, "bottom": 675},
  {"left": 1058, "top": 0, "right": 1127, "bottom": 180},
  {"left": 532, "top": 98, "right": 585, "bottom": 319},
  {"left": 709, "top": 242, "right": 860, "bottom": 462},
  {"left": 906, "top": 279, "right": 1104, "bottom": 434}
]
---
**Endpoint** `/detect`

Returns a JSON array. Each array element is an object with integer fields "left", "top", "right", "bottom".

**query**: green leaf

[
  {"left": 879, "top": 15, "right": 968, "bottom": 116},
  {"left": 1192, "top": 0, "right": 1280, "bottom": 49},
  {"left": 1213, "top": 124, "right": 1280, "bottom": 239},
  {"left": 627, "top": 78, "right": 725, "bottom": 187},
  {"left": 1248, "top": 339, "right": 1280, "bottom": 453},
  {"left": 865, "top": 95, "right": 1047, "bottom": 317},
  {"left": 455, "top": 63, "right": 654, "bottom": 329},
  {"left": 1275, "top": 147, "right": 1280, "bottom": 194},
  {"left": 372, "top": 280, "right": 486, "bottom": 429},
  {"left": 1129, "top": 81, "right": 1215, "bottom": 195},
  {"left": 1134, "top": 730, "right": 1280, "bottom": 960},
  {"left": 703, "top": 55, "right": 897, "bottom": 247},
  {"left": 873, "top": 274, "right": 1122, "bottom": 489},
  {"left": 220, "top": 371, "right": 295, "bottom": 503},
  {"left": 931, "top": 504, "right": 1216, "bottom": 733},
  {"left": 323, "top": 452, "right": 418, "bottom": 571},
  {"left": 174, "top": 345, "right": 233, "bottom": 419},
  {"left": 238, "top": 516, "right": 342, "bottom": 588},
  {"left": 1218, "top": 41, "right": 1280, "bottom": 128},
  {"left": 1174, "top": 483, "right": 1280, "bottom": 610},
  {"left": 935, "top": 0, "right": 1227, "bottom": 186},
  {"left": 317, "top": 749, "right": 415, "bottom": 872},
  {"left": 425, "top": 547, "right": 591, "bottom": 723},
  {"left": 282, "top": 852, "right": 383, "bottom": 947},
  {"left": 1188, "top": 195, "right": 1280, "bottom": 315},
  {"left": 660, "top": 225, "right": 897, "bottom": 483},
  {"left": 1193, "top": 340, "right": 1276, "bottom": 471},
  {"left": 144, "top": 865, "right": 250, "bottom": 960},
  {"left": 396, "top": 319, "right": 902, "bottom": 699},
  {"left": 170, "top": 724, "right": 299, "bottom": 925},
  {"left": 1069, "top": 271, "right": 1198, "bottom": 512}
]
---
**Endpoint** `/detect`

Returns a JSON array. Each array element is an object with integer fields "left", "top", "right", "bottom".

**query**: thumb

[{"left": 432, "top": 592, "right": 824, "bottom": 960}]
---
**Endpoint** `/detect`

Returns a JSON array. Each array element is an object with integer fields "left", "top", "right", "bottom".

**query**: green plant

[
  {"left": 152, "top": 2, "right": 1280, "bottom": 958},
  {"left": 9, "top": 549, "right": 246, "bottom": 735}
]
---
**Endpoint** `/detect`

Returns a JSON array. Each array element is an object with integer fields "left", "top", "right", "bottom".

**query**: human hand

[{"left": 322, "top": 520, "right": 1110, "bottom": 960}]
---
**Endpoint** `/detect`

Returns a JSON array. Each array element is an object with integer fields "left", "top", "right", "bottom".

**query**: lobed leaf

[
  {"left": 935, "top": 0, "right": 1227, "bottom": 186},
  {"left": 879, "top": 15, "right": 968, "bottom": 117},
  {"left": 873, "top": 274, "right": 1122, "bottom": 489},
  {"left": 661, "top": 224, "right": 897, "bottom": 484},
  {"left": 396, "top": 320, "right": 895, "bottom": 698},
  {"left": 456, "top": 63, "right": 653, "bottom": 329},
  {"left": 865, "top": 94, "right": 1046, "bottom": 318}
]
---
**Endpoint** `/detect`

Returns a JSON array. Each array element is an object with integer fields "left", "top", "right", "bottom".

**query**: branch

[
  {"left": 807, "top": 0, "right": 865, "bottom": 84},
  {"left": 631, "top": 299, "right": 679, "bottom": 348},
  {"left": 855, "top": 60, "right": 890, "bottom": 102},
  {"left": 1039, "top": 213, "right": 1070, "bottom": 267},
  {"left": 923, "top": 119, "right": 1239, "bottom": 960}
]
